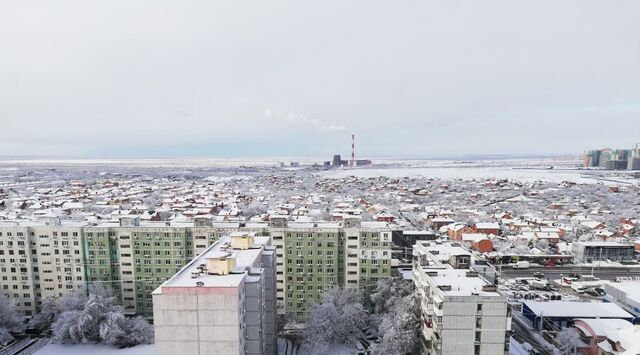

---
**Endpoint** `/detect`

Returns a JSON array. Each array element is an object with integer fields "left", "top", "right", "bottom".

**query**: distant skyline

[{"left": 1, "top": 1, "right": 639, "bottom": 158}]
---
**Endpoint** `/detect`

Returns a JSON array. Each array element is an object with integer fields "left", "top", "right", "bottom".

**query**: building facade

[
  {"left": 152, "top": 233, "right": 277, "bottom": 355},
  {"left": 1, "top": 215, "right": 393, "bottom": 320},
  {"left": 572, "top": 242, "right": 635, "bottom": 263},
  {"left": 270, "top": 217, "right": 393, "bottom": 319},
  {"left": 0, "top": 218, "right": 86, "bottom": 316},
  {"left": 413, "top": 241, "right": 511, "bottom": 355}
]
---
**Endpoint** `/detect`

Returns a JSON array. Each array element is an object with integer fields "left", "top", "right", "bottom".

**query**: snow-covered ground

[
  {"left": 277, "top": 338, "right": 356, "bottom": 355},
  {"left": 35, "top": 343, "right": 154, "bottom": 355}
]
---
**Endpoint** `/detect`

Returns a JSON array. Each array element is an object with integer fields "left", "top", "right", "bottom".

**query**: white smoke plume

[{"left": 264, "top": 109, "right": 348, "bottom": 134}]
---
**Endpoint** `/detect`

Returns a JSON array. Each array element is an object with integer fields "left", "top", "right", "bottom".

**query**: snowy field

[
  {"left": 0, "top": 157, "right": 636, "bottom": 186},
  {"left": 35, "top": 343, "right": 154, "bottom": 355},
  {"left": 320, "top": 166, "right": 601, "bottom": 183}
]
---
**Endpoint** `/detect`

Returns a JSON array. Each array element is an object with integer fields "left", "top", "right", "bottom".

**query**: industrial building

[
  {"left": 413, "top": 240, "right": 511, "bottom": 355},
  {"left": 152, "top": 233, "right": 277, "bottom": 355},
  {"left": 329, "top": 134, "right": 372, "bottom": 168},
  {"left": 604, "top": 282, "right": 640, "bottom": 317},
  {"left": 572, "top": 241, "right": 635, "bottom": 263},
  {"left": 521, "top": 301, "right": 633, "bottom": 330}
]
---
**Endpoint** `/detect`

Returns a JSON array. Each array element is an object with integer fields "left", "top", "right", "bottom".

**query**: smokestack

[{"left": 351, "top": 133, "right": 355, "bottom": 168}]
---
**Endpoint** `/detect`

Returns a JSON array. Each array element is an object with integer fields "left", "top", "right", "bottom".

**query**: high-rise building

[
  {"left": 1, "top": 215, "right": 393, "bottom": 321},
  {"left": 152, "top": 233, "right": 276, "bottom": 355},
  {"left": 269, "top": 217, "right": 393, "bottom": 319},
  {"left": 413, "top": 240, "right": 511, "bottom": 355},
  {"left": 0, "top": 218, "right": 86, "bottom": 316}
]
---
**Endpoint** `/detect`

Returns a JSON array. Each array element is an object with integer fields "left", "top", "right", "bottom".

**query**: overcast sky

[{"left": 1, "top": 1, "right": 639, "bottom": 158}]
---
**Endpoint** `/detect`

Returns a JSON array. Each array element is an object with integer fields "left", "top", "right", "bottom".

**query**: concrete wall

[
  {"left": 153, "top": 288, "right": 242, "bottom": 355},
  {"left": 261, "top": 248, "right": 277, "bottom": 354}
]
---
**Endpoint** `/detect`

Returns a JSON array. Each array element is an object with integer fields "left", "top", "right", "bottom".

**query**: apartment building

[
  {"left": 413, "top": 240, "right": 511, "bottom": 355},
  {"left": 0, "top": 221, "right": 37, "bottom": 315},
  {"left": 1, "top": 214, "right": 392, "bottom": 320},
  {"left": 270, "top": 216, "right": 393, "bottom": 319},
  {"left": 0, "top": 217, "right": 86, "bottom": 316},
  {"left": 152, "top": 233, "right": 277, "bottom": 355}
]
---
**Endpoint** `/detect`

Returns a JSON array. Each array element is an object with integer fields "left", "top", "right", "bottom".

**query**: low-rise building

[
  {"left": 604, "top": 282, "right": 640, "bottom": 317},
  {"left": 572, "top": 242, "right": 635, "bottom": 263},
  {"left": 522, "top": 301, "right": 633, "bottom": 330}
]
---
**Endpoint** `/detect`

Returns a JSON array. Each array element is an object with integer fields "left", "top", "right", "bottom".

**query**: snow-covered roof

[
  {"left": 574, "top": 318, "right": 633, "bottom": 337},
  {"left": 475, "top": 222, "right": 500, "bottom": 229},
  {"left": 524, "top": 301, "right": 633, "bottom": 319}
]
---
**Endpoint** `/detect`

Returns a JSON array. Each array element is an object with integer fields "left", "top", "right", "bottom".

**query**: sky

[{"left": 1, "top": 0, "right": 639, "bottom": 159}]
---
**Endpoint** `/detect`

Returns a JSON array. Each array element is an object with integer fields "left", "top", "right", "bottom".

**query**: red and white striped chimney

[{"left": 351, "top": 133, "right": 355, "bottom": 167}]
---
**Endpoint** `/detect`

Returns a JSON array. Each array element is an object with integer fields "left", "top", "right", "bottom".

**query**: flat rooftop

[
  {"left": 524, "top": 301, "right": 633, "bottom": 319},
  {"left": 575, "top": 241, "right": 631, "bottom": 247},
  {"left": 416, "top": 241, "right": 470, "bottom": 263},
  {"left": 157, "top": 235, "right": 270, "bottom": 289},
  {"left": 415, "top": 241, "right": 499, "bottom": 297},
  {"left": 428, "top": 268, "right": 500, "bottom": 297},
  {"left": 607, "top": 282, "right": 640, "bottom": 304}
]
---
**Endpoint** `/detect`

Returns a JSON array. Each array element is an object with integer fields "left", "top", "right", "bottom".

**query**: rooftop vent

[
  {"left": 466, "top": 271, "right": 479, "bottom": 277},
  {"left": 196, "top": 281, "right": 204, "bottom": 287},
  {"left": 438, "top": 285, "right": 452, "bottom": 291},
  {"left": 206, "top": 253, "right": 236, "bottom": 275},
  {"left": 482, "top": 285, "right": 497, "bottom": 292},
  {"left": 231, "top": 234, "right": 255, "bottom": 250}
]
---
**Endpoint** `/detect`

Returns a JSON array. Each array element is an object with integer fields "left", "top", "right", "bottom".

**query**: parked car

[
  {"left": 514, "top": 261, "right": 530, "bottom": 269},
  {"left": 585, "top": 289, "right": 600, "bottom": 297}
]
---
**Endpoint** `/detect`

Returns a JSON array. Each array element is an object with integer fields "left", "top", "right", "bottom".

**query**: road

[{"left": 498, "top": 265, "right": 640, "bottom": 281}]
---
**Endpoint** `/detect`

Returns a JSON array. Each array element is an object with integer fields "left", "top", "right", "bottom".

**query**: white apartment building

[
  {"left": 413, "top": 241, "right": 511, "bottom": 355},
  {"left": 152, "top": 233, "right": 277, "bottom": 355},
  {"left": 0, "top": 217, "right": 86, "bottom": 316}
]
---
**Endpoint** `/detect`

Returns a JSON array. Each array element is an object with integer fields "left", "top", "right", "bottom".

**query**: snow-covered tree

[
  {"left": 369, "top": 278, "right": 419, "bottom": 355},
  {"left": 373, "top": 295, "right": 419, "bottom": 355},
  {"left": 28, "top": 296, "right": 59, "bottom": 330},
  {"left": 243, "top": 200, "right": 268, "bottom": 216},
  {"left": 369, "top": 277, "right": 413, "bottom": 315},
  {"left": 535, "top": 239, "right": 550, "bottom": 252},
  {"left": 52, "top": 284, "right": 153, "bottom": 346},
  {"left": 0, "top": 296, "right": 25, "bottom": 345},
  {"left": 555, "top": 328, "right": 583, "bottom": 355},
  {"left": 300, "top": 287, "right": 369, "bottom": 355},
  {"left": 100, "top": 313, "right": 154, "bottom": 347}
]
